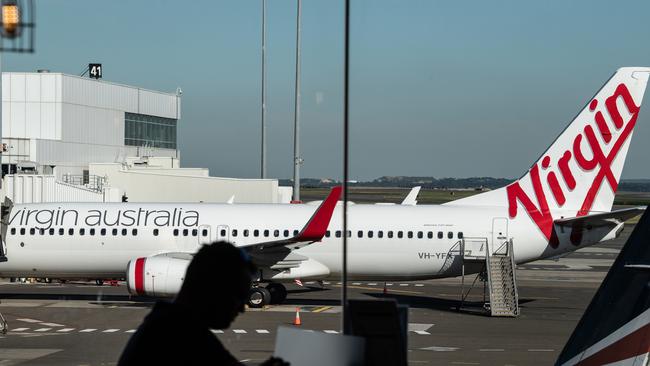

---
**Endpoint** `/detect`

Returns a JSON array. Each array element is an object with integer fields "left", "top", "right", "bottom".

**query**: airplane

[
  {"left": 556, "top": 206, "right": 650, "bottom": 366},
  {"left": 0, "top": 67, "right": 648, "bottom": 308}
]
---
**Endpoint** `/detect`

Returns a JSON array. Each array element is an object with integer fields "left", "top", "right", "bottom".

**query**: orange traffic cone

[{"left": 293, "top": 307, "right": 302, "bottom": 326}]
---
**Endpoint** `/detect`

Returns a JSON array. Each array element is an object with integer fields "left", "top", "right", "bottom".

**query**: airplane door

[
  {"left": 216, "top": 225, "right": 230, "bottom": 242},
  {"left": 491, "top": 218, "right": 509, "bottom": 254},
  {"left": 198, "top": 225, "right": 212, "bottom": 245}
]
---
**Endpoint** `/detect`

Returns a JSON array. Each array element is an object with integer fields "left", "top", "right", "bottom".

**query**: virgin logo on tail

[{"left": 506, "top": 83, "right": 641, "bottom": 247}]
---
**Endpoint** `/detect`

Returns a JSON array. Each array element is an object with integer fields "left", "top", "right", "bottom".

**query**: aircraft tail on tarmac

[{"left": 556, "top": 208, "right": 650, "bottom": 366}]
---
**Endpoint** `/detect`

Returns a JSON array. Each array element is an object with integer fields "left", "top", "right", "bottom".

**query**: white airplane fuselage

[{"left": 0, "top": 202, "right": 614, "bottom": 281}]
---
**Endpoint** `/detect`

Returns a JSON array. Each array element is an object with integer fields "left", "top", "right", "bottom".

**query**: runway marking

[
  {"left": 324, "top": 330, "right": 339, "bottom": 334},
  {"left": 11, "top": 328, "right": 29, "bottom": 332},
  {"left": 420, "top": 346, "right": 459, "bottom": 352},
  {"left": 125, "top": 329, "right": 137, "bottom": 333},
  {"left": 352, "top": 282, "right": 362, "bottom": 285},
  {"left": 57, "top": 328, "right": 75, "bottom": 332},
  {"left": 323, "top": 281, "right": 331, "bottom": 285},
  {"left": 255, "top": 329, "right": 270, "bottom": 334},
  {"left": 233, "top": 329, "right": 247, "bottom": 334},
  {"left": 368, "top": 283, "right": 378, "bottom": 286},
  {"left": 413, "top": 330, "right": 431, "bottom": 335},
  {"left": 34, "top": 328, "right": 52, "bottom": 332},
  {"left": 16, "top": 318, "right": 42, "bottom": 323},
  {"left": 212, "top": 330, "right": 224, "bottom": 334},
  {"left": 312, "top": 306, "right": 332, "bottom": 313},
  {"left": 479, "top": 348, "right": 504, "bottom": 352},
  {"left": 399, "top": 284, "right": 409, "bottom": 286},
  {"left": 415, "top": 284, "right": 425, "bottom": 287},
  {"left": 39, "top": 322, "right": 64, "bottom": 327},
  {"left": 103, "top": 329, "right": 120, "bottom": 333},
  {"left": 528, "top": 349, "right": 555, "bottom": 352},
  {"left": 79, "top": 329, "right": 97, "bottom": 333}
]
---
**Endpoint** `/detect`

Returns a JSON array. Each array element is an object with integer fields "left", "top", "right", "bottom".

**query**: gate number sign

[{"left": 89, "top": 63, "right": 102, "bottom": 79}]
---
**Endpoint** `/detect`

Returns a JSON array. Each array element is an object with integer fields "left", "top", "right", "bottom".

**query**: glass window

[
  {"left": 427, "top": 231, "right": 433, "bottom": 239},
  {"left": 448, "top": 232, "right": 453, "bottom": 239},
  {"left": 438, "top": 231, "right": 443, "bottom": 239},
  {"left": 113, "top": 228, "right": 118, "bottom": 236},
  {"left": 325, "top": 231, "right": 331, "bottom": 238},
  {"left": 79, "top": 228, "right": 85, "bottom": 236},
  {"left": 101, "top": 228, "right": 106, "bottom": 236},
  {"left": 182, "top": 229, "right": 188, "bottom": 237},
  {"left": 254, "top": 230, "right": 259, "bottom": 237},
  {"left": 68, "top": 228, "right": 74, "bottom": 235},
  {"left": 173, "top": 229, "right": 179, "bottom": 236},
  {"left": 273, "top": 230, "right": 279, "bottom": 238},
  {"left": 10, "top": 228, "right": 15, "bottom": 235},
  {"left": 232, "top": 229, "right": 238, "bottom": 237},
  {"left": 20, "top": 228, "right": 25, "bottom": 235},
  {"left": 124, "top": 112, "right": 178, "bottom": 149},
  {"left": 388, "top": 231, "right": 393, "bottom": 238},
  {"left": 335, "top": 230, "right": 341, "bottom": 238},
  {"left": 202, "top": 229, "right": 208, "bottom": 237},
  {"left": 133, "top": 229, "right": 138, "bottom": 236},
  {"left": 264, "top": 230, "right": 269, "bottom": 237},
  {"left": 49, "top": 228, "right": 55, "bottom": 235},
  {"left": 397, "top": 231, "right": 403, "bottom": 238},
  {"left": 122, "top": 229, "right": 128, "bottom": 236},
  {"left": 357, "top": 231, "right": 363, "bottom": 238},
  {"left": 59, "top": 228, "right": 64, "bottom": 235},
  {"left": 347, "top": 230, "right": 352, "bottom": 237},
  {"left": 220, "top": 229, "right": 226, "bottom": 237},
  {"left": 191, "top": 229, "right": 197, "bottom": 236},
  {"left": 407, "top": 231, "right": 413, "bottom": 239},
  {"left": 458, "top": 232, "right": 464, "bottom": 239},
  {"left": 284, "top": 230, "right": 290, "bottom": 237},
  {"left": 39, "top": 229, "right": 45, "bottom": 235},
  {"left": 89, "top": 228, "right": 95, "bottom": 236},
  {"left": 378, "top": 231, "right": 383, "bottom": 238},
  {"left": 243, "top": 229, "right": 249, "bottom": 237},
  {"left": 294, "top": 230, "right": 299, "bottom": 236},
  {"left": 368, "top": 231, "right": 374, "bottom": 238},
  {"left": 30, "top": 228, "right": 35, "bottom": 235},
  {"left": 153, "top": 229, "right": 159, "bottom": 236},
  {"left": 417, "top": 231, "right": 423, "bottom": 239}
]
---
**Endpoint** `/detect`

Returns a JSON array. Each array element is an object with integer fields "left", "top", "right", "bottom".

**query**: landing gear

[
  {"left": 266, "top": 283, "right": 287, "bottom": 304},
  {"left": 247, "top": 283, "right": 288, "bottom": 308}
]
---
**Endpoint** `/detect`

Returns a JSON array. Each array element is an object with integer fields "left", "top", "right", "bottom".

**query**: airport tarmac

[{"left": 0, "top": 225, "right": 629, "bottom": 365}]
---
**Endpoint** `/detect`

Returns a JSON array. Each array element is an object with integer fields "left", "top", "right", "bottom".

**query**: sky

[{"left": 3, "top": 0, "right": 650, "bottom": 181}]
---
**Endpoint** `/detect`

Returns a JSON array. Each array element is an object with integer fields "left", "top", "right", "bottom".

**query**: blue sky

[{"left": 4, "top": 0, "right": 650, "bottom": 180}]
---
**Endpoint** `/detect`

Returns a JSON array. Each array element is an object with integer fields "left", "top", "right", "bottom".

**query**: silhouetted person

[{"left": 118, "top": 242, "right": 288, "bottom": 366}]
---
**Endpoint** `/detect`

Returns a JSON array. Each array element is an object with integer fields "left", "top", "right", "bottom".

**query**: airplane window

[
  {"left": 325, "top": 231, "right": 331, "bottom": 238},
  {"left": 173, "top": 229, "right": 179, "bottom": 236},
  {"left": 232, "top": 229, "right": 238, "bottom": 237},
  {"left": 122, "top": 229, "right": 128, "bottom": 236},
  {"left": 89, "top": 228, "right": 95, "bottom": 236},
  {"left": 49, "top": 228, "right": 55, "bottom": 235},
  {"left": 368, "top": 231, "right": 374, "bottom": 238},
  {"left": 58, "top": 228, "right": 64, "bottom": 235},
  {"left": 294, "top": 230, "right": 299, "bottom": 236},
  {"left": 182, "top": 229, "right": 188, "bottom": 237},
  {"left": 458, "top": 232, "right": 464, "bottom": 239},
  {"left": 284, "top": 230, "right": 290, "bottom": 237},
  {"left": 20, "top": 228, "right": 25, "bottom": 235},
  {"left": 397, "top": 231, "right": 403, "bottom": 238},
  {"left": 254, "top": 230, "right": 259, "bottom": 237},
  {"left": 378, "top": 231, "right": 383, "bottom": 238},
  {"left": 191, "top": 229, "right": 197, "bottom": 236},
  {"left": 357, "top": 231, "right": 363, "bottom": 238},
  {"left": 388, "top": 231, "right": 393, "bottom": 238},
  {"left": 427, "top": 231, "right": 433, "bottom": 239},
  {"left": 39, "top": 229, "right": 45, "bottom": 235},
  {"left": 79, "top": 228, "right": 85, "bottom": 236},
  {"left": 30, "top": 228, "right": 35, "bottom": 235},
  {"left": 153, "top": 229, "right": 159, "bottom": 236},
  {"left": 438, "top": 231, "right": 443, "bottom": 239},
  {"left": 264, "top": 230, "right": 269, "bottom": 237},
  {"left": 273, "top": 230, "right": 279, "bottom": 237},
  {"left": 335, "top": 231, "right": 341, "bottom": 238},
  {"left": 243, "top": 229, "right": 249, "bottom": 237},
  {"left": 132, "top": 229, "right": 138, "bottom": 236},
  {"left": 68, "top": 228, "right": 74, "bottom": 235},
  {"left": 101, "top": 228, "right": 106, "bottom": 236},
  {"left": 220, "top": 229, "right": 227, "bottom": 237},
  {"left": 10, "top": 228, "right": 15, "bottom": 235},
  {"left": 407, "top": 231, "right": 413, "bottom": 239},
  {"left": 202, "top": 229, "right": 208, "bottom": 237},
  {"left": 347, "top": 231, "right": 352, "bottom": 237},
  {"left": 447, "top": 231, "right": 453, "bottom": 239},
  {"left": 417, "top": 231, "right": 423, "bottom": 239}
]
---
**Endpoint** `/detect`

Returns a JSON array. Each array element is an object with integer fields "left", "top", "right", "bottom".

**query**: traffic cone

[{"left": 293, "top": 307, "right": 302, "bottom": 326}]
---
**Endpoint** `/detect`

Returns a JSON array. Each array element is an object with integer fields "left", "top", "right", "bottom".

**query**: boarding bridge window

[
  {"left": 30, "top": 228, "right": 35, "bottom": 235},
  {"left": 447, "top": 232, "right": 453, "bottom": 239},
  {"left": 10, "top": 228, "right": 15, "bottom": 235},
  {"left": 417, "top": 231, "right": 423, "bottom": 239},
  {"left": 101, "top": 228, "right": 106, "bottom": 236},
  {"left": 397, "top": 231, "right": 403, "bottom": 239},
  {"left": 124, "top": 112, "right": 177, "bottom": 149},
  {"left": 284, "top": 230, "right": 290, "bottom": 237},
  {"left": 437, "top": 231, "right": 443, "bottom": 239},
  {"left": 458, "top": 232, "right": 464, "bottom": 239},
  {"left": 243, "top": 229, "right": 249, "bottom": 237},
  {"left": 368, "top": 231, "right": 374, "bottom": 238},
  {"left": 427, "top": 231, "right": 433, "bottom": 239},
  {"left": 133, "top": 229, "right": 138, "bottom": 236},
  {"left": 335, "top": 231, "right": 341, "bottom": 238},
  {"left": 388, "top": 231, "right": 393, "bottom": 238},
  {"left": 89, "top": 228, "right": 95, "bottom": 236},
  {"left": 232, "top": 229, "right": 237, "bottom": 237},
  {"left": 358, "top": 231, "right": 363, "bottom": 238},
  {"left": 378, "top": 231, "right": 383, "bottom": 238},
  {"left": 407, "top": 231, "right": 413, "bottom": 239},
  {"left": 274, "top": 230, "right": 279, "bottom": 238},
  {"left": 58, "top": 228, "right": 64, "bottom": 235},
  {"left": 20, "top": 228, "right": 25, "bottom": 235},
  {"left": 153, "top": 229, "right": 159, "bottom": 236},
  {"left": 254, "top": 230, "right": 259, "bottom": 237},
  {"left": 79, "top": 229, "right": 85, "bottom": 236}
]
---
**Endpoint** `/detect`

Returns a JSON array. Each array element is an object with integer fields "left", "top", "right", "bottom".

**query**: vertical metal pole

[
  {"left": 341, "top": 0, "right": 350, "bottom": 334},
  {"left": 292, "top": 0, "right": 302, "bottom": 202},
  {"left": 260, "top": 0, "right": 267, "bottom": 179}
]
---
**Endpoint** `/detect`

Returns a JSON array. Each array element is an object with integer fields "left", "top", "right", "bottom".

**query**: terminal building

[{"left": 0, "top": 71, "right": 290, "bottom": 204}]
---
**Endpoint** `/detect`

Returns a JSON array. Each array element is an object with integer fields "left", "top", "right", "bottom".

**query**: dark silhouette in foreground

[{"left": 118, "top": 242, "right": 288, "bottom": 366}]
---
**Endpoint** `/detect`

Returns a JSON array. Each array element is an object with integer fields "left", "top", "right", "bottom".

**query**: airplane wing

[
  {"left": 240, "top": 186, "right": 342, "bottom": 251},
  {"left": 401, "top": 186, "right": 421, "bottom": 206},
  {"left": 554, "top": 207, "right": 645, "bottom": 229}
]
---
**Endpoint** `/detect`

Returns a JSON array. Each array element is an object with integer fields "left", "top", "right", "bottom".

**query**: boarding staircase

[{"left": 458, "top": 237, "right": 519, "bottom": 317}]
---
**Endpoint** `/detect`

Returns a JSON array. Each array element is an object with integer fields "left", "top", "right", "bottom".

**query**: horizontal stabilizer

[{"left": 554, "top": 207, "right": 645, "bottom": 229}]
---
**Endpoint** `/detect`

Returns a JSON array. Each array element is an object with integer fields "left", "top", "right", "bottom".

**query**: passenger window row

[
  {"left": 10, "top": 227, "right": 210, "bottom": 238},
  {"left": 228, "top": 229, "right": 463, "bottom": 240}
]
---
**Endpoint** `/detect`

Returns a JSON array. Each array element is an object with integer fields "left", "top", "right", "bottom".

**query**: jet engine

[{"left": 126, "top": 254, "right": 190, "bottom": 297}]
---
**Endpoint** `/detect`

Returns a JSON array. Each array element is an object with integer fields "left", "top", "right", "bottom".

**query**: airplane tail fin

[
  {"left": 447, "top": 68, "right": 650, "bottom": 217},
  {"left": 555, "top": 208, "right": 650, "bottom": 366}
]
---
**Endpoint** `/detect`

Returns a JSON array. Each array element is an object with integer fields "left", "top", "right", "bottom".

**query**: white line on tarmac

[
  {"left": 34, "top": 328, "right": 52, "bottom": 332},
  {"left": 16, "top": 318, "right": 42, "bottom": 323},
  {"left": 79, "top": 329, "right": 97, "bottom": 333},
  {"left": 212, "top": 330, "right": 224, "bottom": 334},
  {"left": 125, "top": 330, "right": 137, "bottom": 333},
  {"left": 324, "top": 330, "right": 339, "bottom": 334},
  {"left": 11, "top": 328, "right": 29, "bottom": 332},
  {"left": 103, "top": 329, "right": 120, "bottom": 333},
  {"left": 255, "top": 329, "right": 270, "bottom": 334},
  {"left": 413, "top": 330, "right": 431, "bottom": 335},
  {"left": 57, "top": 328, "right": 75, "bottom": 332},
  {"left": 40, "top": 322, "right": 64, "bottom": 327},
  {"left": 233, "top": 329, "right": 247, "bottom": 334}
]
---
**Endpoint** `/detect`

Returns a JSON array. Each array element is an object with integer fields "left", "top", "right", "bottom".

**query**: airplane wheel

[
  {"left": 266, "top": 283, "right": 287, "bottom": 304},
  {"left": 95, "top": 279, "right": 104, "bottom": 286},
  {"left": 248, "top": 287, "right": 271, "bottom": 308}
]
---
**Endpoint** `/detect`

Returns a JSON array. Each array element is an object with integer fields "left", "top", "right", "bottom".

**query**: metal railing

[{"left": 61, "top": 174, "right": 105, "bottom": 192}]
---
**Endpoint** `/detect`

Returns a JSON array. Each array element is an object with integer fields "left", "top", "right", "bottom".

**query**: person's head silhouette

[{"left": 174, "top": 241, "right": 256, "bottom": 329}]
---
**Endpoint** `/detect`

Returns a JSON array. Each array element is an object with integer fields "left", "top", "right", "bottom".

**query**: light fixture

[{"left": 1, "top": 0, "right": 19, "bottom": 39}]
